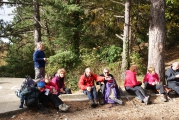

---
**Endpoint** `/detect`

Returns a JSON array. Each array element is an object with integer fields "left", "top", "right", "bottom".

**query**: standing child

[
  {"left": 43, "top": 74, "right": 71, "bottom": 112},
  {"left": 143, "top": 67, "right": 168, "bottom": 102}
]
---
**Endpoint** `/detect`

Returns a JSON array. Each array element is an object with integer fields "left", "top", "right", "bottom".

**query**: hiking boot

[
  {"left": 90, "top": 100, "right": 97, "bottom": 108},
  {"left": 94, "top": 99, "right": 98, "bottom": 107},
  {"left": 19, "top": 102, "right": 24, "bottom": 108},
  {"left": 99, "top": 98, "right": 105, "bottom": 105},
  {"left": 160, "top": 94, "right": 167, "bottom": 102},
  {"left": 143, "top": 96, "right": 150, "bottom": 105},
  {"left": 59, "top": 104, "right": 71, "bottom": 112}
]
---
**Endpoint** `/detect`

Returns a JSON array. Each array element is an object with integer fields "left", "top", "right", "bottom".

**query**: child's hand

[
  {"left": 52, "top": 88, "right": 57, "bottom": 94},
  {"left": 152, "top": 82, "right": 156, "bottom": 85},
  {"left": 60, "top": 88, "right": 66, "bottom": 93}
]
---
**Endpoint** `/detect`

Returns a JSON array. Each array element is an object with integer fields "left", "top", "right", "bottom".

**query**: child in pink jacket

[{"left": 143, "top": 67, "right": 168, "bottom": 102}]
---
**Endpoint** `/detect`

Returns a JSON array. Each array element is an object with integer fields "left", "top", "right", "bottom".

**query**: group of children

[
  {"left": 18, "top": 68, "right": 72, "bottom": 113},
  {"left": 18, "top": 66, "right": 171, "bottom": 113}
]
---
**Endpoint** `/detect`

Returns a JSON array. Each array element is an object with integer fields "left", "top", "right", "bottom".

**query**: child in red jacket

[{"left": 43, "top": 74, "right": 71, "bottom": 111}]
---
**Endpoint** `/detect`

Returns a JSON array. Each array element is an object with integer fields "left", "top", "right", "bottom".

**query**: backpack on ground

[{"left": 15, "top": 75, "right": 35, "bottom": 98}]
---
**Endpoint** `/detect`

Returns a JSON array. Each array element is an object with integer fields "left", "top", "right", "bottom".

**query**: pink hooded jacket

[
  {"left": 124, "top": 70, "right": 141, "bottom": 87},
  {"left": 143, "top": 73, "right": 159, "bottom": 85}
]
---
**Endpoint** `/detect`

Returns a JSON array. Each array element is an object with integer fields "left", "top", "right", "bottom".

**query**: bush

[{"left": 96, "top": 45, "right": 122, "bottom": 63}]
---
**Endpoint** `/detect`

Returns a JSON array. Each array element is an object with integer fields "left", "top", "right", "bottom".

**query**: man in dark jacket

[
  {"left": 33, "top": 42, "right": 47, "bottom": 79},
  {"left": 165, "top": 62, "right": 179, "bottom": 94}
]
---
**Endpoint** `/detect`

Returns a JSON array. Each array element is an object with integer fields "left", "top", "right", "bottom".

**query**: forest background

[{"left": 0, "top": 0, "right": 179, "bottom": 91}]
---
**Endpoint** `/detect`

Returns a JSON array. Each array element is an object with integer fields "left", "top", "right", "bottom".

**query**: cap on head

[{"left": 37, "top": 81, "right": 45, "bottom": 88}]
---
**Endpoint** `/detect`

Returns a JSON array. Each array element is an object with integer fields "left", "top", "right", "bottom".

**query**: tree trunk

[
  {"left": 33, "top": 0, "right": 41, "bottom": 47},
  {"left": 148, "top": 0, "right": 166, "bottom": 83},
  {"left": 120, "top": 0, "right": 131, "bottom": 80}
]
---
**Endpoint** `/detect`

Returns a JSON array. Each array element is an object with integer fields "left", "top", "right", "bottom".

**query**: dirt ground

[{"left": 1, "top": 94, "right": 179, "bottom": 120}]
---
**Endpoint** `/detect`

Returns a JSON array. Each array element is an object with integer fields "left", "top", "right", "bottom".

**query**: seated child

[
  {"left": 19, "top": 81, "right": 47, "bottom": 114},
  {"left": 143, "top": 67, "right": 169, "bottom": 102},
  {"left": 43, "top": 74, "right": 71, "bottom": 112}
]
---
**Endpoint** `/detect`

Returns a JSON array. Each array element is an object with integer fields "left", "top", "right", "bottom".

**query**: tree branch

[
  {"left": 115, "top": 34, "right": 123, "bottom": 41},
  {"left": 0, "top": 1, "right": 42, "bottom": 5},
  {"left": 109, "top": 0, "right": 124, "bottom": 6},
  {"left": 113, "top": 15, "right": 124, "bottom": 18}
]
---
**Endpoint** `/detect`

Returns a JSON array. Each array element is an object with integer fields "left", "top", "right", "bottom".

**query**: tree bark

[
  {"left": 33, "top": 0, "right": 41, "bottom": 47},
  {"left": 120, "top": 0, "right": 131, "bottom": 80},
  {"left": 148, "top": 0, "right": 166, "bottom": 83}
]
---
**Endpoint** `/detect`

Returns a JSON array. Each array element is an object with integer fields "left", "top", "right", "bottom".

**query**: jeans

[{"left": 83, "top": 86, "right": 97, "bottom": 100}]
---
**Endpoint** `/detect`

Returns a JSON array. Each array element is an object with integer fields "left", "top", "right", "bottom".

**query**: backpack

[{"left": 15, "top": 75, "right": 35, "bottom": 98}]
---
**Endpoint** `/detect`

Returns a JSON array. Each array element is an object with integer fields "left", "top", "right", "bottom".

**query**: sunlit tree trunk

[
  {"left": 148, "top": 0, "right": 166, "bottom": 83},
  {"left": 120, "top": 0, "right": 131, "bottom": 80},
  {"left": 33, "top": 0, "right": 41, "bottom": 46}
]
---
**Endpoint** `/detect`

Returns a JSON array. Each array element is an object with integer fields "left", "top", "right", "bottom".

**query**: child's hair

[
  {"left": 130, "top": 65, "right": 138, "bottom": 72},
  {"left": 148, "top": 67, "right": 155, "bottom": 73},
  {"left": 57, "top": 68, "right": 66, "bottom": 75},
  {"left": 45, "top": 74, "right": 53, "bottom": 81}
]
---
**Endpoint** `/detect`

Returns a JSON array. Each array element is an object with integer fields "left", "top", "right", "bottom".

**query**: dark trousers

[
  {"left": 26, "top": 98, "right": 38, "bottom": 107},
  {"left": 125, "top": 86, "right": 147, "bottom": 100},
  {"left": 48, "top": 94, "right": 63, "bottom": 108},
  {"left": 83, "top": 86, "right": 97, "bottom": 100},
  {"left": 26, "top": 98, "right": 40, "bottom": 109},
  {"left": 39, "top": 92, "right": 49, "bottom": 107},
  {"left": 144, "top": 82, "right": 165, "bottom": 94},
  {"left": 168, "top": 81, "right": 179, "bottom": 94}
]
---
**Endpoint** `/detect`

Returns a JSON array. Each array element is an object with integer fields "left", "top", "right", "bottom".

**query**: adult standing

[
  {"left": 165, "top": 62, "right": 179, "bottom": 94},
  {"left": 33, "top": 42, "right": 47, "bottom": 79}
]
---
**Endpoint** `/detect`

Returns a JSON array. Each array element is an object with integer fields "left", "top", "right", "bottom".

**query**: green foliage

[
  {"left": 0, "top": 41, "right": 35, "bottom": 77},
  {"left": 97, "top": 45, "right": 122, "bottom": 63},
  {"left": 46, "top": 50, "right": 79, "bottom": 74},
  {"left": 130, "top": 51, "right": 146, "bottom": 75}
]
